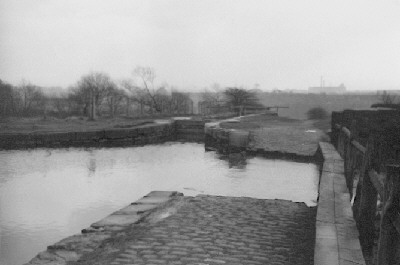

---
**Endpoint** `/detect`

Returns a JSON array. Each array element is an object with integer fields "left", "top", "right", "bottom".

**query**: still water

[{"left": 0, "top": 142, "right": 319, "bottom": 265}]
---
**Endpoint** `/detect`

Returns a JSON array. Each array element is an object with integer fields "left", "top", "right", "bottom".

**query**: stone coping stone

[
  {"left": 91, "top": 214, "right": 141, "bottom": 228},
  {"left": 315, "top": 142, "right": 365, "bottom": 265},
  {"left": 319, "top": 142, "right": 343, "bottom": 161},
  {"left": 223, "top": 118, "right": 240, "bottom": 123},
  {"left": 114, "top": 204, "right": 158, "bottom": 215},
  {"left": 48, "top": 233, "right": 111, "bottom": 251},
  {"left": 322, "top": 152, "right": 343, "bottom": 161},
  {"left": 144, "top": 190, "right": 180, "bottom": 198},
  {"left": 314, "top": 238, "right": 339, "bottom": 265},
  {"left": 27, "top": 233, "right": 112, "bottom": 264},
  {"left": 322, "top": 161, "right": 345, "bottom": 174},
  {"left": 172, "top": 117, "right": 192, "bottom": 120},
  {"left": 154, "top": 119, "right": 172, "bottom": 124},
  {"left": 134, "top": 196, "right": 173, "bottom": 205},
  {"left": 319, "top": 142, "right": 337, "bottom": 151},
  {"left": 204, "top": 122, "right": 220, "bottom": 128},
  {"left": 90, "top": 191, "right": 180, "bottom": 229}
]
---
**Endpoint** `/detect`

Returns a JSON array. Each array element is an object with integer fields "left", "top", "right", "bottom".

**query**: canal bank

[
  {"left": 2, "top": 114, "right": 366, "bottom": 265},
  {"left": 204, "top": 114, "right": 321, "bottom": 162},
  {"left": 22, "top": 141, "right": 366, "bottom": 265},
  {"left": 0, "top": 119, "right": 205, "bottom": 150},
  {"left": 1, "top": 142, "right": 319, "bottom": 265}
]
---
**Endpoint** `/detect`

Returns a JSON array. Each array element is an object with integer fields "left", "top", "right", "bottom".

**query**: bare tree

[
  {"left": 371, "top": 90, "right": 400, "bottom": 110},
  {"left": 134, "top": 88, "right": 150, "bottom": 115},
  {"left": 76, "top": 72, "right": 114, "bottom": 120},
  {"left": 105, "top": 84, "right": 126, "bottom": 117},
  {"left": 133, "top": 66, "right": 162, "bottom": 113},
  {"left": 68, "top": 85, "right": 90, "bottom": 116},
  {"left": 1, "top": 80, "right": 50, "bottom": 118},
  {"left": 120, "top": 79, "right": 150, "bottom": 116},
  {"left": 0, "top": 79, "right": 15, "bottom": 117},
  {"left": 119, "top": 79, "right": 138, "bottom": 116},
  {"left": 18, "top": 80, "right": 46, "bottom": 116},
  {"left": 0, "top": 79, "right": 49, "bottom": 118},
  {"left": 378, "top": 90, "right": 397, "bottom": 104}
]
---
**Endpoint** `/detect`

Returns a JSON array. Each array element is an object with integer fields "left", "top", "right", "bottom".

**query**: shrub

[{"left": 307, "top": 107, "right": 328, "bottom": 120}]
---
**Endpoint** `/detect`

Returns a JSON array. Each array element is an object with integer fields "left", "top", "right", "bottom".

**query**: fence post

[
  {"left": 338, "top": 127, "right": 345, "bottom": 157},
  {"left": 377, "top": 164, "right": 400, "bottom": 265},
  {"left": 357, "top": 137, "right": 378, "bottom": 252},
  {"left": 343, "top": 126, "right": 351, "bottom": 185},
  {"left": 346, "top": 120, "right": 358, "bottom": 192},
  {"left": 331, "top": 111, "right": 341, "bottom": 147}
]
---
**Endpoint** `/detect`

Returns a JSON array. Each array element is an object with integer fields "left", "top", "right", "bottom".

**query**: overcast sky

[{"left": 1, "top": 0, "right": 399, "bottom": 91}]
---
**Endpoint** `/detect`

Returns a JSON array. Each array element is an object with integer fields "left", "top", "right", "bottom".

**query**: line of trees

[
  {"left": 1, "top": 67, "right": 267, "bottom": 120},
  {"left": 0, "top": 67, "right": 194, "bottom": 119},
  {"left": 0, "top": 79, "right": 47, "bottom": 117}
]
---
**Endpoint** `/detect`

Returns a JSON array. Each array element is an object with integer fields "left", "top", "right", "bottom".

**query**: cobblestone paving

[{"left": 75, "top": 195, "right": 316, "bottom": 265}]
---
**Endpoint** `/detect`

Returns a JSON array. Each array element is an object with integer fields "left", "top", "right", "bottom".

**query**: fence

[{"left": 332, "top": 110, "right": 400, "bottom": 265}]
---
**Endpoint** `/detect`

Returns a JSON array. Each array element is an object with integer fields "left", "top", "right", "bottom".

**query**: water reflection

[
  {"left": 228, "top": 152, "right": 247, "bottom": 169},
  {"left": 0, "top": 142, "right": 318, "bottom": 265},
  {"left": 87, "top": 158, "right": 97, "bottom": 177}
]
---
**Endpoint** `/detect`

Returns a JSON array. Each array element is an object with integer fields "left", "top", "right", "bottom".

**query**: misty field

[
  {"left": 0, "top": 92, "right": 380, "bottom": 134},
  {"left": 256, "top": 92, "right": 378, "bottom": 120}
]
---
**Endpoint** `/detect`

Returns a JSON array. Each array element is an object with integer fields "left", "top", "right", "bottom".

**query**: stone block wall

[
  {"left": 204, "top": 122, "right": 249, "bottom": 154},
  {"left": 0, "top": 120, "right": 207, "bottom": 150},
  {"left": 204, "top": 124, "right": 230, "bottom": 153},
  {"left": 174, "top": 120, "right": 205, "bottom": 142}
]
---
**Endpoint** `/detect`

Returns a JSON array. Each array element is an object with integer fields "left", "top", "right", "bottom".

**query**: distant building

[{"left": 308, "top": 83, "right": 346, "bottom": 94}]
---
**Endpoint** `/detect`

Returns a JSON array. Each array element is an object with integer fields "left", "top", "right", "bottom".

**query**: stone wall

[
  {"left": 204, "top": 121, "right": 249, "bottom": 154},
  {"left": 204, "top": 117, "right": 314, "bottom": 163},
  {"left": 174, "top": 120, "right": 205, "bottom": 142},
  {"left": 331, "top": 110, "right": 400, "bottom": 265},
  {"left": 0, "top": 120, "right": 206, "bottom": 150}
]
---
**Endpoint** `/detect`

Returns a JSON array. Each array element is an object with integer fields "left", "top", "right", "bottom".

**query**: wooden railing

[{"left": 333, "top": 122, "right": 400, "bottom": 265}]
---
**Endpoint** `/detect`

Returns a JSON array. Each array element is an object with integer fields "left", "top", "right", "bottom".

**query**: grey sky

[{"left": 1, "top": 0, "right": 399, "bottom": 91}]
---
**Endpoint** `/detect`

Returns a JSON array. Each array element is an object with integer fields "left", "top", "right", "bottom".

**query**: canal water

[{"left": 0, "top": 142, "right": 319, "bottom": 265}]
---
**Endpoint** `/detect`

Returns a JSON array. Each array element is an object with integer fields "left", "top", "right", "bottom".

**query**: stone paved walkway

[{"left": 73, "top": 195, "right": 316, "bottom": 265}]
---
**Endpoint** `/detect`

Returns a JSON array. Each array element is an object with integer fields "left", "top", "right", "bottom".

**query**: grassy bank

[
  {"left": 0, "top": 116, "right": 168, "bottom": 134},
  {"left": 220, "top": 114, "right": 330, "bottom": 156}
]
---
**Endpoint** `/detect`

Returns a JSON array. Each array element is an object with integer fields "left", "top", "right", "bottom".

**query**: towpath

[{"left": 71, "top": 195, "right": 316, "bottom": 265}]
